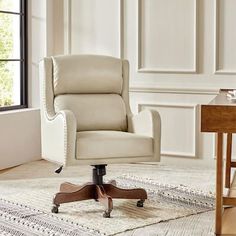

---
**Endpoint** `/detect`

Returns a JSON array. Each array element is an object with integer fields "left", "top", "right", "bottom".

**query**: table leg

[
  {"left": 225, "top": 133, "right": 232, "bottom": 189},
  {"left": 216, "top": 132, "right": 223, "bottom": 235}
]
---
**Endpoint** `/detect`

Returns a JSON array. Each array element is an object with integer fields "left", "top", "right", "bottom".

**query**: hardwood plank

[
  {"left": 222, "top": 207, "right": 236, "bottom": 235},
  {"left": 0, "top": 166, "right": 16, "bottom": 174},
  {"left": 221, "top": 171, "right": 236, "bottom": 234}
]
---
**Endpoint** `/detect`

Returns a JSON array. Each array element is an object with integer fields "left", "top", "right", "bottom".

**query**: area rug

[{"left": 0, "top": 174, "right": 215, "bottom": 236}]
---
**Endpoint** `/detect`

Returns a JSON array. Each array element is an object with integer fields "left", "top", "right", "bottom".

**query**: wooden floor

[
  {"left": 222, "top": 173, "right": 236, "bottom": 235},
  {"left": 0, "top": 166, "right": 15, "bottom": 174},
  {"left": 222, "top": 207, "right": 236, "bottom": 235}
]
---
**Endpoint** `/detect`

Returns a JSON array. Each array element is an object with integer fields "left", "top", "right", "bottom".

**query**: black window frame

[{"left": 0, "top": 0, "right": 27, "bottom": 112}]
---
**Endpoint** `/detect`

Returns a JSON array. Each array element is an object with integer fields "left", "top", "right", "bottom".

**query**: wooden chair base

[{"left": 52, "top": 180, "right": 147, "bottom": 218}]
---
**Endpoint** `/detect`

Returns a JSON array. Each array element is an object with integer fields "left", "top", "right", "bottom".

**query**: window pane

[
  {"left": 0, "top": 61, "right": 20, "bottom": 107},
  {"left": 0, "top": 0, "right": 20, "bottom": 13},
  {"left": 0, "top": 13, "right": 20, "bottom": 59}
]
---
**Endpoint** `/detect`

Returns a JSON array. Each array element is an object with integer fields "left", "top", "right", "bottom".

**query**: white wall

[
  {"left": 63, "top": 0, "right": 236, "bottom": 164},
  {"left": 0, "top": 109, "right": 41, "bottom": 170},
  {"left": 28, "top": 0, "right": 47, "bottom": 108},
  {"left": 0, "top": 0, "right": 49, "bottom": 170},
  {"left": 69, "top": 0, "right": 121, "bottom": 57},
  {"left": 2, "top": 0, "right": 236, "bottom": 169},
  {"left": 0, "top": 0, "right": 67, "bottom": 169}
]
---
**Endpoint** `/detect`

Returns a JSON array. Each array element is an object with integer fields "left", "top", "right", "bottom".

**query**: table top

[{"left": 201, "top": 89, "right": 236, "bottom": 133}]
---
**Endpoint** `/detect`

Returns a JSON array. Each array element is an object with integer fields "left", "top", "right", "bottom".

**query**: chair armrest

[
  {"left": 41, "top": 109, "right": 77, "bottom": 166},
  {"left": 128, "top": 109, "right": 161, "bottom": 161},
  {"left": 128, "top": 109, "right": 161, "bottom": 137}
]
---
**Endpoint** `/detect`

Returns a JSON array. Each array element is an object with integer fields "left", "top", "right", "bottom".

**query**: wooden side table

[{"left": 201, "top": 90, "right": 236, "bottom": 235}]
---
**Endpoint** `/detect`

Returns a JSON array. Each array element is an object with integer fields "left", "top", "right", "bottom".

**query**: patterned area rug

[{"left": 0, "top": 175, "right": 215, "bottom": 236}]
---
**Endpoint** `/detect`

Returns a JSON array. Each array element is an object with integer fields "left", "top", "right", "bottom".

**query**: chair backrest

[{"left": 50, "top": 55, "right": 131, "bottom": 132}]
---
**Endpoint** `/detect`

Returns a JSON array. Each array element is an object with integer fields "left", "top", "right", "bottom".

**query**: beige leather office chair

[{"left": 39, "top": 55, "right": 161, "bottom": 217}]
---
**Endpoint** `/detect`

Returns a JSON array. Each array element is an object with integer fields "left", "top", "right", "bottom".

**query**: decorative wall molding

[
  {"left": 64, "top": 0, "right": 72, "bottom": 54},
  {"left": 214, "top": 0, "right": 236, "bottom": 74},
  {"left": 137, "top": 0, "right": 197, "bottom": 73},
  {"left": 130, "top": 86, "right": 219, "bottom": 95},
  {"left": 64, "top": 0, "right": 124, "bottom": 58},
  {"left": 138, "top": 103, "right": 198, "bottom": 158},
  {"left": 119, "top": 0, "right": 124, "bottom": 59}
]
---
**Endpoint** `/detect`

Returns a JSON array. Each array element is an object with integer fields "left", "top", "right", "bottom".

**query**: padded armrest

[
  {"left": 128, "top": 109, "right": 160, "bottom": 137},
  {"left": 128, "top": 109, "right": 161, "bottom": 161},
  {"left": 41, "top": 109, "right": 77, "bottom": 166}
]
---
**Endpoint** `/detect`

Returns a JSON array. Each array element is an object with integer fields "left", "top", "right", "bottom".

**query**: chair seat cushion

[{"left": 76, "top": 131, "right": 153, "bottom": 159}]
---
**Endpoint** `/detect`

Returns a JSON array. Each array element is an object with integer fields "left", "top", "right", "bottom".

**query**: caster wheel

[
  {"left": 137, "top": 200, "right": 144, "bottom": 207},
  {"left": 51, "top": 205, "right": 59, "bottom": 213},
  {"left": 103, "top": 211, "right": 111, "bottom": 218}
]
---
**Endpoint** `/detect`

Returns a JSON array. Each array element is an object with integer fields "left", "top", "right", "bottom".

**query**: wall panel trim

[
  {"left": 137, "top": 0, "right": 198, "bottom": 73},
  {"left": 64, "top": 0, "right": 124, "bottom": 58},
  {"left": 214, "top": 0, "right": 236, "bottom": 74},
  {"left": 130, "top": 86, "right": 219, "bottom": 95},
  {"left": 64, "top": 0, "right": 72, "bottom": 54},
  {"left": 119, "top": 0, "right": 124, "bottom": 58},
  {"left": 138, "top": 103, "right": 198, "bottom": 158}
]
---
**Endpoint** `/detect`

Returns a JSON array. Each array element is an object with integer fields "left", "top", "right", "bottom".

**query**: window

[{"left": 0, "top": 0, "right": 27, "bottom": 111}]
